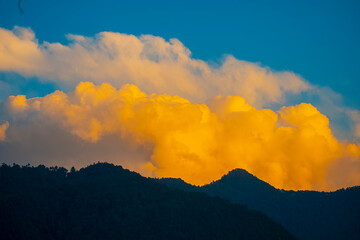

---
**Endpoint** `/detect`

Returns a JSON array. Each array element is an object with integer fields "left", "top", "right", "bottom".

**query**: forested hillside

[{"left": 0, "top": 163, "right": 295, "bottom": 240}]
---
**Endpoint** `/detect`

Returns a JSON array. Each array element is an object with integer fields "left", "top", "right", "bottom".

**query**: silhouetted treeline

[
  {"left": 0, "top": 163, "right": 296, "bottom": 240},
  {"left": 157, "top": 169, "right": 360, "bottom": 240}
]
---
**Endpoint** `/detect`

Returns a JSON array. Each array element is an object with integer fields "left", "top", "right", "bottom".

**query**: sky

[{"left": 0, "top": 0, "right": 359, "bottom": 191}]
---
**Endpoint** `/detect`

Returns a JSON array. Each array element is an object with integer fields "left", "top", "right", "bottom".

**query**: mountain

[
  {"left": 0, "top": 163, "right": 296, "bottom": 240},
  {"left": 158, "top": 169, "right": 360, "bottom": 240}
]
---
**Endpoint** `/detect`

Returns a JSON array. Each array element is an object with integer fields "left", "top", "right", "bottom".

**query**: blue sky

[{"left": 1, "top": 0, "right": 359, "bottom": 107}]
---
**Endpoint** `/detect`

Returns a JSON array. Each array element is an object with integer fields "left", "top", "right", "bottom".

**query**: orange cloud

[
  {"left": 3, "top": 82, "right": 359, "bottom": 190},
  {"left": 0, "top": 121, "right": 9, "bottom": 141}
]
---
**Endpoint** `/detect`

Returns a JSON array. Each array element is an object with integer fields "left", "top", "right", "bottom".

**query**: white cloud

[{"left": 0, "top": 26, "right": 310, "bottom": 108}]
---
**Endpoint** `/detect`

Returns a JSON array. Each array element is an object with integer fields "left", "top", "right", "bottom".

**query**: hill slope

[
  {"left": 158, "top": 169, "right": 360, "bottom": 240},
  {"left": 0, "top": 163, "right": 296, "bottom": 240}
]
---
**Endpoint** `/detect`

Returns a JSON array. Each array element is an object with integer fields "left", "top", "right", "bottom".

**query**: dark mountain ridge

[
  {"left": 0, "top": 163, "right": 295, "bottom": 240},
  {"left": 157, "top": 169, "right": 360, "bottom": 240}
]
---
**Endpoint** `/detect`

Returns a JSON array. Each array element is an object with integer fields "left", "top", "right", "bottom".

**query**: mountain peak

[
  {"left": 204, "top": 168, "right": 277, "bottom": 194},
  {"left": 225, "top": 168, "right": 255, "bottom": 178},
  {"left": 218, "top": 168, "right": 266, "bottom": 185}
]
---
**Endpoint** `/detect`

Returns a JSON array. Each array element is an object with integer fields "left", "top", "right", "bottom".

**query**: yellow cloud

[
  {"left": 7, "top": 95, "right": 28, "bottom": 111},
  {"left": 4, "top": 82, "right": 359, "bottom": 190}
]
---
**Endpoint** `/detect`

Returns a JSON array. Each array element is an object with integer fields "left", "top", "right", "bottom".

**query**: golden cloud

[{"left": 4, "top": 82, "right": 359, "bottom": 190}]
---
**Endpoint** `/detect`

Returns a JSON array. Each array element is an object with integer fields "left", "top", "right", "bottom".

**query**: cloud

[
  {"left": 0, "top": 26, "right": 309, "bottom": 107},
  {"left": 0, "top": 121, "right": 9, "bottom": 141},
  {"left": 325, "top": 143, "right": 360, "bottom": 190},
  {"left": 1, "top": 82, "right": 359, "bottom": 190},
  {"left": 0, "top": 26, "right": 359, "bottom": 190},
  {"left": 349, "top": 110, "right": 360, "bottom": 139}
]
